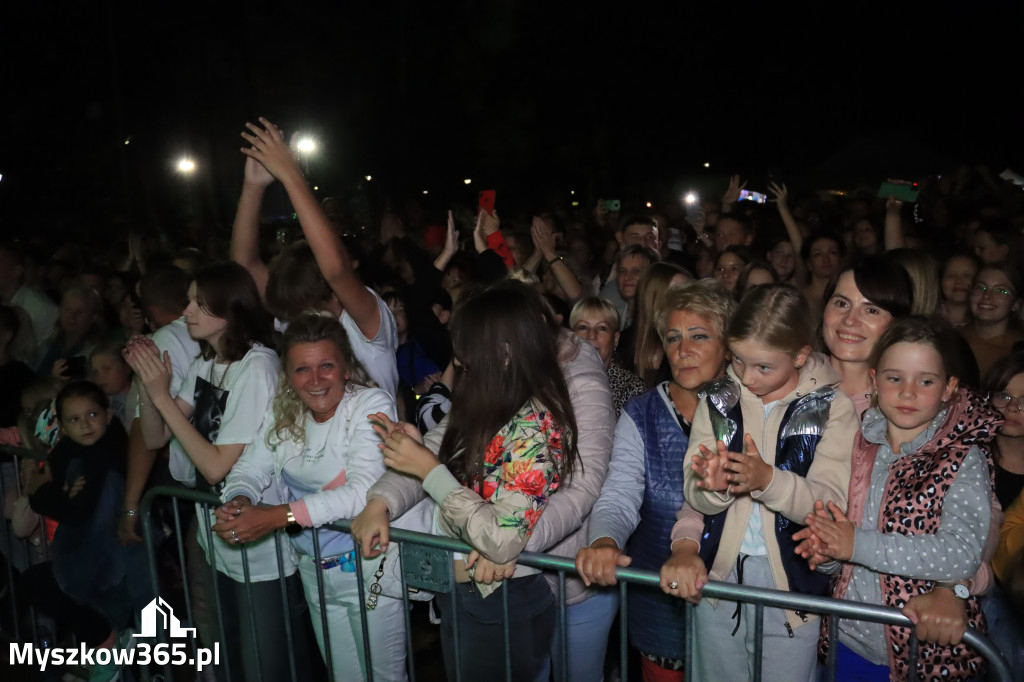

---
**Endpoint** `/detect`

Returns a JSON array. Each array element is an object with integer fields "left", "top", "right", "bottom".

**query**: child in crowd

[
  {"left": 799, "top": 316, "right": 997, "bottom": 680},
  {"left": 89, "top": 341, "right": 133, "bottom": 426},
  {"left": 671, "top": 284, "right": 858, "bottom": 681}
]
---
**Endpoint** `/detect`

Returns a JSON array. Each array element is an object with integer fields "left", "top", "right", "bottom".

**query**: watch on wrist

[
  {"left": 937, "top": 581, "right": 970, "bottom": 599},
  {"left": 285, "top": 509, "right": 297, "bottom": 526}
]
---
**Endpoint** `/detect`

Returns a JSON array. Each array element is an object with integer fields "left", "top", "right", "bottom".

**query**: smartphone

[
  {"left": 667, "top": 227, "right": 684, "bottom": 252},
  {"left": 604, "top": 199, "right": 621, "bottom": 212},
  {"left": 66, "top": 355, "right": 88, "bottom": 380},
  {"left": 478, "top": 190, "right": 496, "bottom": 215},
  {"left": 877, "top": 181, "right": 920, "bottom": 202},
  {"left": 739, "top": 190, "right": 768, "bottom": 204}
]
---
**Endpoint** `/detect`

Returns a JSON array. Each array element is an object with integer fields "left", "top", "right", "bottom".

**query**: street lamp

[{"left": 176, "top": 157, "right": 197, "bottom": 218}]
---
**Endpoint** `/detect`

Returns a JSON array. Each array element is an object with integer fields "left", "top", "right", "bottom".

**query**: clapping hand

[
  {"left": 690, "top": 440, "right": 731, "bottom": 492},
  {"left": 722, "top": 434, "right": 773, "bottom": 494},
  {"left": 803, "top": 501, "right": 855, "bottom": 561},
  {"left": 793, "top": 500, "right": 833, "bottom": 570}
]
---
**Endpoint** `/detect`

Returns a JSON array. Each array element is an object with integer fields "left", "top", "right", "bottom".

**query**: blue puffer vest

[
  {"left": 623, "top": 385, "right": 688, "bottom": 660},
  {"left": 696, "top": 377, "right": 832, "bottom": 597}
]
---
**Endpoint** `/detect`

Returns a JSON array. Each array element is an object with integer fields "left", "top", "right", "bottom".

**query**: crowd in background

[{"left": 1, "top": 119, "right": 1024, "bottom": 682}]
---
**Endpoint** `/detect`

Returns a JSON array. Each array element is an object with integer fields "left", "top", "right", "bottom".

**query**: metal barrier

[
  {"left": 1, "top": 444, "right": 53, "bottom": 645},
  {"left": 135, "top": 485, "right": 1013, "bottom": 682}
]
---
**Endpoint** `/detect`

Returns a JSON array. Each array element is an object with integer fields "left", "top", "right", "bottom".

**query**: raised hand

[
  {"left": 243, "top": 154, "right": 275, "bottom": 188},
  {"left": 767, "top": 181, "right": 789, "bottom": 207},
  {"left": 124, "top": 343, "right": 173, "bottom": 400},
  {"left": 575, "top": 538, "right": 632, "bottom": 587},
  {"left": 240, "top": 117, "right": 301, "bottom": 183},
  {"left": 691, "top": 441, "right": 731, "bottom": 492},
  {"left": 531, "top": 217, "right": 557, "bottom": 261},
  {"left": 723, "top": 434, "right": 774, "bottom": 494},
  {"left": 722, "top": 175, "right": 748, "bottom": 206},
  {"left": 443, "top": 211, "right": 459, "bottom": 255},
  {"left": 803, "top": 500, "right": 855, "bottom": 561}
]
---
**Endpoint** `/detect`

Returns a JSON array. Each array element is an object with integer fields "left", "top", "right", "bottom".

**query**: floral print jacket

[{"left": 422, "top": 399, "right": 566, "bottom": 566}]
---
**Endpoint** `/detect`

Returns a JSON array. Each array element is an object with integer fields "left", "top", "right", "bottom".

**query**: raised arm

[
  {"left": 883, "top": 196, "right": 906, "bottom": 251},
  {"left": 532, "top": 217, "right": 582, "bottom": 301},
  {"left": 241, "top": 118, "right": 380, "bottom": 338},
  {"left": 229, "top": 156, "right": 275, "bottom": 297},
  {"left": 768, "top": 182, "right": 807, "bottom": 282}
]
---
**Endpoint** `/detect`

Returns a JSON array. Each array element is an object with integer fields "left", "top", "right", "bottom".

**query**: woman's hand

[
  {"left": 443, "top": 211, "right": 459, "bottom": 256},
  {"left": 803, "top": 500, "right": 855, "bottom": 561},
  {"left": 903, "top": 588, "right": 968, "bottom": 646},
  {"left": 240, "top": 118, "right": 302, "bottom": 184},
  {"left": 722, "top": 174, "right": 748, "bottom": 206},
  {"left": 466, "top": 550, "right": 518, "bottom": 585},
  {"left": 368, "top": 412, "right": 422, "bottom": 444},
  {"left": 379, "top": 431, "right": 439, "bottom": 480},
  {"left": 351, "top": 497, "right": 392, "bottom": 559},
  {"left": 531, "top": 217, "right": 557, "bottom": 261},
  {"left": 211, "top": 496, "right": 285, "bottom": 544},
  {"left": 794, "top": 500, "right": 832, "bottom": 570},
  {"left": 660, "top": 539, "right": 708, "bottom": 604},
  {"left": 691, "top": 441, "right": 731, "bottom": 492},
  {"left": 51, "top": 358, "right": 70, "bottom": 380},
  {"left": 124, "top": 340, "right": 173, "bottom": 400},
  {"left": 575, "top": 537, "right": 632, "bottom": 587},
  {"left": 723, "top": 434, "right": 774, "bottom": 494}
]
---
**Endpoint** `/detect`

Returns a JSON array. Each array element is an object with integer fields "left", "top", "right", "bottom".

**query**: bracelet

[
  {"left": 547, "top": 255, "right": 564, "bottom": 265},
  {"left": 123, "top": 509, "right": 140, "bottom": 517},
  {"left": 286, "top": 509, "right": 297, "bottom": 526}
]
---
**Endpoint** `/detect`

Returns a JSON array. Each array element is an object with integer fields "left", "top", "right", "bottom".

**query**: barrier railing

[
  {"left": 133, "top": 486, "right": 1012, "bottom": 682},
  {"left": 2, "top": 473, "right": 1010, "bottom": 682}
]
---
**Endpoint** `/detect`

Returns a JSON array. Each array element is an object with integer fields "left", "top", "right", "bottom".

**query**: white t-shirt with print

[{"left": 171, "top": 343, "right": 293, "bottom": 581}]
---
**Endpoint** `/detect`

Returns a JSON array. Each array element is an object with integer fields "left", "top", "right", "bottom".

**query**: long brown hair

[
  {"left": 632, "top": 261, "right": 689, "bottom": 386},
  {"left": 440, "top": 281, "right": 579, "bottom": 485},
  {"left": 192, "top": 262, "right": 275, "bottom": 362}
]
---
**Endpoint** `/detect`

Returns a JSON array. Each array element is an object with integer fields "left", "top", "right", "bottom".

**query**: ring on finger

[
  {"left": 230, "top": 529, "right": 239, "bottom": 543},
  {"left": 669, "top": 581, "right": 679, "bottom": 590}
]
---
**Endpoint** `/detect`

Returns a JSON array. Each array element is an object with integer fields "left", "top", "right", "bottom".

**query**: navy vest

[
  {"left": 622, "top": 386, "right": 688, "bottom": 660},
  {"left": 697, "top": 377, "right": 832, "bottom": 597}
]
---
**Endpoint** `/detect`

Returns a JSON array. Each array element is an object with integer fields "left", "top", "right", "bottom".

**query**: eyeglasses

[
  {"left": 991, "top": 392, "right": 1024, "bottom": 412},
  {"left": 971, "top": 283, "right": 1015, "bottom": 298}
]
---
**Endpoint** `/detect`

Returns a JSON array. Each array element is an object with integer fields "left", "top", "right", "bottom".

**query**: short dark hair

[
  {"left": 618, "top": 216, "right": 656, "bottom": 233},
  {"left": 138, "top": 265, "right": 190, "bottom": 315},
  {"left": 800, "top": 230, "right": 846, "bottom": 262},
  {"left": 826, "top": 256, "right": 914, "bottom": 320},
  {"left": 717, "top": 212, "right": 754, "bottom": 237},
  {"left": 56, "top": 380, "right": 110, "bottom": 419},
  {"left": 265, "top": 241, "right": 333, "bottom": 323}
]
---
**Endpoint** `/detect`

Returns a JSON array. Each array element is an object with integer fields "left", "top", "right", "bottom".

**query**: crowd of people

[{"left": 2, "top": 116, "right": 1024, "bottom": 682}]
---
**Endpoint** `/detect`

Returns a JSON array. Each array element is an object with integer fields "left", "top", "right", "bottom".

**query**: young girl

[
  {"left": 89, "top": 341, "right": 133, "bottom": 426},
  {"left": 801, "top": 316, "right": 997, "bottom": 680},
  {"left": 374, "top": 282, "right": 580, "bottom": 681},
  {"left": 678, "top": 284, "right": 859, "bottom": 682}
]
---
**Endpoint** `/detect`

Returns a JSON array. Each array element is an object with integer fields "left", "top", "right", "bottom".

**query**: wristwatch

[
  {"left": 936, "top": 581, "right": 970, "bottom": 599},
  {"left": 285, "top": 509, "right": 298, "bottom": 526}
]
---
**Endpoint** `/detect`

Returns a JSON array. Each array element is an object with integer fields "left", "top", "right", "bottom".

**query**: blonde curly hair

[{"left": 267, "top": 312, "right": 375, "bottom": 449}]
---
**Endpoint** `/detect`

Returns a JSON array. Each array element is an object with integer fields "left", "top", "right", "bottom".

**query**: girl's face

[
  {"left": 183, "top": 282, "right": 228, "bottom": 345},
  {"left": 60, "top": 293, "right": 96, "bottom": 337},
  {"left": 694, "top": 248, "right": 715, "bottom": 280},
  {"left": 871, "top": 342, "right": 957, "bottom": 447},
  {"left": 941, "top": 256, "right": 978, "bottom": 304},
  {"left": 663, "top": 311, "right": 729, "bottom": 392},
  {"left": 387, "top": 299, "right": 408, "bottom": 337},
  {"left": 767, "top": 241, "right": 796, "bottom": 280},
  {"left": 572, "top": 313, "right": 618, "bottom": 366},
  {"left": 729, "top": 338, "right": 810, "bottom": 404},
  {"left": 714, "top": 252, "right": 745, "bottom": 292},
  {"left": 823, "top": 271, "right": 894, "bottom": 364},
  {"left": 969, "top": 269, "right": 1020, "bottom": 324},
  {"left": 60, "top": 395, "right": 111, "bottom": 447},
  {"left": 852, "top": 219, "right": 878, "bottom": 251},
  {"left": 91, "top": 353, "right": 132, "bottom": 396},
  {"left": 973, "top": 231, "right": 1008, "bottom": 265},
  {"left": 994, "top": 372, "right": 1024, "bottom": 438},
  {"left": 744, "top": 267, "right": 775, "bottom": 289}
]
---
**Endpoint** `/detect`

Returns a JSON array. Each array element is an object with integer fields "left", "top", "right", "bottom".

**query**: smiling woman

[{"left": 215, "top": 312, "right": 411, "bottom": 682}]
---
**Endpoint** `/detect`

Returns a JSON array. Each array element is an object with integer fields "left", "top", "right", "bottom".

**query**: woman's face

[
  {"left": 941, "top": 256, "right": 978, "bottom": 304},
  {"left": 183, "top": 282, "right": 228, "bottom": 345},
  {"left": 573, "top": 313, "right": 618, "bottom": 365},
  {"left": 969, "top": 269, "right": 1020, "bottom": 324},
  {"left": 995, "top": 372, "right": 1024, "bottom": 438},
  {"left": 662, "top": 310, "right": 728, "bottom": 392},
  {"left": 823, "top": 271, "right": 895, "bottom": 364},
  {"left": 766, "top": 241, "right": 795, "bottom": 280},
  {"left": 714, "top": 252, "right": 745, "bottom": 292},
  {"left": 694, "top": 248, "right": 715, "bottom": 280},
  {"left": 744, "top": 267, "right": 775, "bottom": 289},
  {"left": 59, "top": 293, "right": 96, "bottom": 337},
  {"left": 852, "top": 219, "right": 878, "bottom": 251},
  {"left": 287, "top": 340, "right": 350, "bottom": 423},
  {"left": 807, "top": 238, "right": 841, "bottom": 280}
]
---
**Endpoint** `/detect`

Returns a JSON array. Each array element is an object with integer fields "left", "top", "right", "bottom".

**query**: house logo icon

[{"left": 133, "top": 597, "right": 197, "bottom": 638}]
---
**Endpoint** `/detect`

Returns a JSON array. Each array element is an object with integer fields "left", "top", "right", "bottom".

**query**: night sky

[{"left": 2, "top": 1, "right": 1021, "bottom": 240}]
